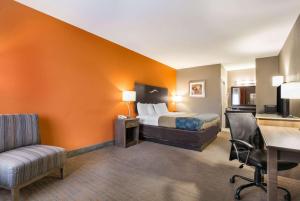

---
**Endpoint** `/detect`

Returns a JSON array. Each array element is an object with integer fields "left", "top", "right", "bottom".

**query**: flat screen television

[
  {"left": 277, "top": 85, "right": 290, "bottom": 117},
  {"left": 277, "top": 86, "right": 282, "bottom": 113}
]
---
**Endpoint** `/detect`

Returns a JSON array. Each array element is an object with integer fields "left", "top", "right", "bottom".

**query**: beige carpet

[{"left": 1, "top": 132, "right": 300, "bottom": 201}]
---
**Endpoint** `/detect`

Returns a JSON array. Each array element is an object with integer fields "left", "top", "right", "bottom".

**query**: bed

[{"left": 134, "top": 83, "right": 221, "bottom": 151}]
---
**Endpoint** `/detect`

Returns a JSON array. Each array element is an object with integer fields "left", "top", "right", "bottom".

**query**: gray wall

[
  {"left": 255, "top": 56, "right": 279, "bottom": 113},
  {"left": 221, "top": 65, "right": 228, "bottom": 128},
  {"left": 176, "top": 64, "right": 222, "bottom": 118},
  {"left": 279, "top": 15, "right": 300, "bottom": 116}
]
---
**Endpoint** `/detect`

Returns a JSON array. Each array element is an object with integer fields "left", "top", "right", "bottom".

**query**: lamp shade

[
  {"left": 272, "top": 76, "right": 284, "bottom": 87},
  {"left": 172, "top": 95, "right": 183, "bottom": 102},
  {"left": 281, "top": 82, "right": 300, "bottom": 99},
  {"left": 122, "top": 91, "right": 136, "bottom": 102}
]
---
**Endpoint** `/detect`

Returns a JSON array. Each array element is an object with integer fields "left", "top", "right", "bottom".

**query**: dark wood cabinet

[
  {"left": 231, "top": 86, "right": 256, "bottom": 106},
  {"left": 114, "top": 118, "right": 139, "bottom": 147}
]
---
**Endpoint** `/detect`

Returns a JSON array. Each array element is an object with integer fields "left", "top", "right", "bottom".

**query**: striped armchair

[{"left": 0, "top": 114, "right": 66, "bottom": 201}]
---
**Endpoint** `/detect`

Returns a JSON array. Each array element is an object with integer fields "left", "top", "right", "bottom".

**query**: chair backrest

[
  {"left": 226, "top": 113, "right": 259, "bottom": 146},
  {"left": 0, "top": 114, "right": 40, "bottom": 153}
]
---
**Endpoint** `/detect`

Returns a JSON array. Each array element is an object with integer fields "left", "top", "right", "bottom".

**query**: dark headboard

[{"left": 134, "top": 83, "right": 168, "bottom": 112}]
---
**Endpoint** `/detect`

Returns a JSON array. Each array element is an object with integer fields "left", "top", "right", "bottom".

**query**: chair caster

[
  {"left": 235, "top": 194, "right": 241, "bottom": 200},
  {"left": 230, "top": 177, "right": 235, "bottom": 183},
  {"left": 284, "top": 194, "right": 291, "bottom": 201}
]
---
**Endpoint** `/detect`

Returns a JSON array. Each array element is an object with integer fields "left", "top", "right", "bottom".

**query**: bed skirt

[{"left": 139, "top": 124, "right": 220, "bottom": 152}]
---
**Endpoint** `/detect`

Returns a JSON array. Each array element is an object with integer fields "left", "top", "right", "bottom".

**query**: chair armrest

[
  {"left": 230, "top": 139, "right": 253, "bottom": 166},
  {"left": 230, "top": 139, "right": 254, "bottom": 150}
]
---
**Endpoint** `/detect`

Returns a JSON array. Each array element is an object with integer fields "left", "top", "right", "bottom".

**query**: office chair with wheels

[{"left": 226, "top": 113, "right": 297, "bottom": 201}]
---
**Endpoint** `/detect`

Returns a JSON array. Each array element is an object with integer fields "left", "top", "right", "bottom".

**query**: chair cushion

[
  {"left": 0, "top": 114, "right": 40, "bottom": 153},
  {"left": 239, "top": 149, "right": 298, "bottom": 171},
  {"left": 0, "top": 145, "right": 65, "bottom": 188}
]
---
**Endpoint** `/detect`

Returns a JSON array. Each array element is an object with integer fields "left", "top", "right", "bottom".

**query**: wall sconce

[
  {"left": 122, "top": 91, "right": 136, "bottom": 117},
  {"left": 172, "top": 95, "right": 183, "bottom": 103},
  {"left": 272, "top": 76, "right": 284, "bottom": 87},
  {"left": 234, "top": 80, "right": 256, "bottom": 86}
]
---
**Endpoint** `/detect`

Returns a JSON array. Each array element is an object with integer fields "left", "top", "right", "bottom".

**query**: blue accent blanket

[
  {"left": 158, "top": 113, "right": 219, "bottom": 131},
  {"left": 176, "top": 117, "right": 202, "bottom": 131}
]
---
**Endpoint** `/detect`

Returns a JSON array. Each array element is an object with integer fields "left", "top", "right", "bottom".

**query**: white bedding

[{"left": 137, "top": 112, "right": 185, "bottom": 126}]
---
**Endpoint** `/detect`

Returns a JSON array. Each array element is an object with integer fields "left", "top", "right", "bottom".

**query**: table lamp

[
  {"left": 281, "top": 82, "right": 300, "bottom": 117},
  {"left": 272, "top": 76, "right": 284, "bottom": 87},
  {"left": 122, "top": 90, "right": 136, "bottom": 117}
]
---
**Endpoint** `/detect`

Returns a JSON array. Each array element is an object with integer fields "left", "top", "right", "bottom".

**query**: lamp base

[
  {"left": 126, "top": 102, "right": 131, "bottom": 117},
  {"left": 281, "top": 99, "right": 290, "bottom": 118}
]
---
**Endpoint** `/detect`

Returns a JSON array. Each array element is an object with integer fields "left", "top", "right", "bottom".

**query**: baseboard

[{"left": 67, "top": 140, "right": 114, "bottom": 158}]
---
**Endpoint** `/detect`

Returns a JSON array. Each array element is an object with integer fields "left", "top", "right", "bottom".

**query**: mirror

[{"left": 231, "top": 86, "right": 256, "bottom": 106}]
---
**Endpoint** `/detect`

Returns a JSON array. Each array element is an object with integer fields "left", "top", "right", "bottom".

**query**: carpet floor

[{"left": 1, "top": 132, "right": 300, "bottom": 201}]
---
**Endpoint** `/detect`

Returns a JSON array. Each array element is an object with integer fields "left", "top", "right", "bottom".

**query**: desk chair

[{"left": 226, "top": 113, "right": 297, "bottom": 201}]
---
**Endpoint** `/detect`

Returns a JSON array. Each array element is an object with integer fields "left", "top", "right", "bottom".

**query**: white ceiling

[{"left": 16, "top": 0, "right": 300, "bottom": 70}]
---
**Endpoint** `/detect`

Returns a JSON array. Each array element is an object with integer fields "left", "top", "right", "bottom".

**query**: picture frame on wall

[{"left": 189, "top": 80, "right": 205, "bottom": 98}]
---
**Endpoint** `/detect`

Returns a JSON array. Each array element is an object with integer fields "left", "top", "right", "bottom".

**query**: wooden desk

[
  {"left": 260, "top": 126, "right": 300, "bottom": 201},
  {"left": 256, "top": 113, "right": 300, "bottom": 128}
]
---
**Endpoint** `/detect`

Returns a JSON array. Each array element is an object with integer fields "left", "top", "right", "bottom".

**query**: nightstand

[{"left": 114, "top": 118, "right": 139, "bottom": 147}]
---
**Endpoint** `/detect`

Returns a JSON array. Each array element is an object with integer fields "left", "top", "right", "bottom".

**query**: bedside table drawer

[{"left": 125, "top": 120, "right": 139, "bottom": 128}]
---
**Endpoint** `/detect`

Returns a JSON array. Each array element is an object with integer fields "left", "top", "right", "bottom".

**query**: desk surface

[
  {"left": 260, "top": 126, "right": 300, "bottom": 152},
  {"left": 256, "top": 113, "right": 300, "bottom": 121}
]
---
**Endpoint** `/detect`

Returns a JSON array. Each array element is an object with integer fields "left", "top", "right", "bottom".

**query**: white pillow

[
  {"left": 137, "top": 103, "right": 156, "bottom": 116},
  {"left": 146, "top": 104, "right": 156, "bottom": 115},
  {"left": 137, "top": 102, "right": 148, "bottom": 116},
  {"left": 153, "top": 103, "right": 169, "bottom": 114}
]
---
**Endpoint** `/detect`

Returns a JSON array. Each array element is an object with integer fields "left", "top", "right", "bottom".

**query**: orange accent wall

[{"left": 0, "top": 1, "right": 176, "bottom": 150}]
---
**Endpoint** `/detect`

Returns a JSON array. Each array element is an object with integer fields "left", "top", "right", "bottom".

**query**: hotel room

[{"left": 0, "top": 0, "right": 300, "bottom": 201}]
